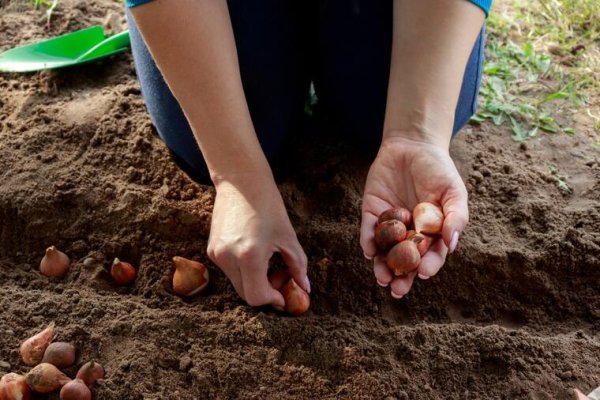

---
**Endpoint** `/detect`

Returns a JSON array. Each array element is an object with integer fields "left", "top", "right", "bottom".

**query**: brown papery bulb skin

[
  {"left": 386, "top": 240, "right": 421, "bottom": 276},
  {"left": 110, "top": 258, "right": 137, "bottom": 286},
  {"left": 377, "top": 207, "right": 412, "bottom": 227},
  {"left": 0, "top": 373, "right": 31, "bottom": 400},
  {"left": 42, "top": 342, "right": 76, "bottom": 369},
  {"left": 406, "top": 231, "right": 434, "bottom": 256},
  {"left": 39, "top": 246, "right": 70, "bottom": 278},
  {"left": 20, "top": 322, "right": 55, "bottom": 366},
  {"left": 172, "top": 256, "right": 209, "bottom": 297},
  {"left": 76, "top": 361, "right": 105, "bottom": 387},
  {"left": 25, "top": 363, "right": 70, "bottom": 394},
  {"left": 280, "top": 279, "right": 310, "bottom": 316},
  {"left": 413, "top": 202, "right": 444, "bottom": 234},
  {"left": 374, "top": 220, "right": 407, "bottom": 253},
  {"left": 268, "top": 270, "right": 290, "bottom": 291},
  {"left": 59, "top": 379, "right": 91, "bottom": 400}
]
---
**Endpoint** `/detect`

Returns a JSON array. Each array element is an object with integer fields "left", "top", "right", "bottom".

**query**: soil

[{"left": 1, "top": 1, "right": 599, "bottom": 399}]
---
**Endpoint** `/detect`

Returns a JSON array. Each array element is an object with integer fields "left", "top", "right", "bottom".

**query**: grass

[{"left": 472, "top": 0, "right": 600, "bottom": 142}]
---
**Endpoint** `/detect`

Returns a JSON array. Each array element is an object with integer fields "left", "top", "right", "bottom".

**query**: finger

[
  {"left": 373, "top": 255, "right": 392, "bottom": 287},
  {"left": 208, "top": 246, "right": 246, "bottom": 299},
  {"left": 239, "top": 254, "right": 285, "bottom": 309},
  {"left": 360, "top": 211, "right": 378, "bottom": 259},
  {"left": 390, "top": 271, "right": 417, "bottom": 299},
  {"left": 280, "top": 242, "right": 310, "bottom": 293},
  {"left": 441, "top": 183, "right": 469, "bottom": 253},
  {"left": 417, "top": 238, "right": 448, "bottom": 279},
  {"left": 221, "top": 265, "right": 246, "bottom": 299}
]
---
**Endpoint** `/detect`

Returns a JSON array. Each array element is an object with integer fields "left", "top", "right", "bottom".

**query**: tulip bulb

[
  {"left": 374, "top": 220, "right": 407, "bottom": 253},
  {"left": 39, "top": 246, "right": 70, "bottom": 278},
  {"left": 76, "top": 361, "right": 105, "bottom": 387},
  {"left": 268, "top": 270, "right": 290, "bottom": 291},
  {"left": 406, "top": 231, "right": 434, "bottom": 256},
  {"left": 413, "top": 202, "right": 444, "bottom": 234},
  {"left": 172, "top": 256, "right": 209, "bottom": 297},
  {"left": 377, "top": 207, "right": 412, "bottom": 226},
  {"left": 20, "top": 322, "right": 55, "bottom": 366},
  {"left": 25, "top": 363, "right": 70, "bottom": 394},
  {"left": 110, "top": 258, "right": 137, "bottom": 286},
  {"left": 42, "top": 342, "right": 76, "bottom": 369},
  {"left": 0, "top": 373, "right": 31, "bottom": 400},
  {"left": 280, "top": 279, "right": 310, "bottom": 316},
  {"left": 386, "top": 240, "right": 421, "bottom": 276},
  {"left": 60, "top": 379, "right": 91, "bottom": 400}
]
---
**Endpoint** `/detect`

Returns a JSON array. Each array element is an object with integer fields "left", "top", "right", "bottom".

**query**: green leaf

[
  {"left": 510, "top": 116, "right": 529, "bottom": 141},
  {"left": 541, "top": 91, "right": 569, "bottom": 103}
]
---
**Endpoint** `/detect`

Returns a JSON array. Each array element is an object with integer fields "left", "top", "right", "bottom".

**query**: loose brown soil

[{"left": 1, "top": 1, "right": 599, "bottom": 399}]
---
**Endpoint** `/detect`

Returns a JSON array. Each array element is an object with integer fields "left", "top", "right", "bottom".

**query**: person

[{"left": 125, "top": 0, "right": 490, "bottom": 309}]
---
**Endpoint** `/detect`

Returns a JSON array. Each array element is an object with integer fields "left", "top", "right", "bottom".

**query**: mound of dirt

[{"left": 1, "top": 1, "right": 599, "bottom": 399}]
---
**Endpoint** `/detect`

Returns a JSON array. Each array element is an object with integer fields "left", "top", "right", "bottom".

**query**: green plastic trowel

[{"left": 0, "top": 26, "right": 130, "bottom": 73}]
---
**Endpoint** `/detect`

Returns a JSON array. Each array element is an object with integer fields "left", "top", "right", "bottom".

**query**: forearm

[
  {"left": 384, "top": 0, "right": 485, "bottom": 148},
  {"left": 130, "top": 0, "right": 273, "bottom": 187}
]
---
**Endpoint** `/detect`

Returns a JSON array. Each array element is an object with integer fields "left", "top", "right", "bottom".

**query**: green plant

[
  {"left": 472, "top": 0, "right": 600, "bottom": 141},
  {"left": 30, "top": 0, "right": 60, "bottom": 28}
]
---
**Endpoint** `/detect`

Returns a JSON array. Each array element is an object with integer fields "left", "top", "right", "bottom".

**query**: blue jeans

[{"left": 127, "top": 1, "right": 485, "bottom": 184}]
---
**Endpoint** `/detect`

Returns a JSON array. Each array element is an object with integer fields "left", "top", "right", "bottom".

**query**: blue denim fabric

[
  {"left": 126, "top": 0, "right": 492, "bottom": 16},
  {"left": 127, "top": 1, "right": 485, "bottom": 184}
]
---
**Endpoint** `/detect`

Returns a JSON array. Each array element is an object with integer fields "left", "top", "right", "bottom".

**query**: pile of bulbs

[
  {"left": 374, "top": 202, "right": 444, "bottom": 276},
  {"left": 0, "top": 323, "right": 105, "bottom": 400}
]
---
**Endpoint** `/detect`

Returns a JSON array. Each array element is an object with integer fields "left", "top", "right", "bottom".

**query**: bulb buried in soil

[
  {"left": 39, "top": 246, "right": 70, "bottom": 278},
  {"left": 413, "top": 202, "right": 444, "bottom": 235},
  {"left": 25, "top": 363, "right": 70, "bottom": 394},
  {"left": 110, "top": 258, "right": 137, "bottom": 286},
  {"left": 0, "top": 373, "right": 31, "bottom": 400},
  {"left": 59, "top": 379, "right": 91, "bottom": 400},
  {"left": 377, "top": 207, "right": 412, "bottom": 226},
  {"left": 42, "top": 342, "right": 76, "bottom": 369},
  {"left": 374, "top": 220, "right": 407, "bottom": 253},
  {"left": 280, "top": 278, "right": 310, "bottom": 316},
  {"left": 20, "top": 322, "right": 55, "bottom": 366},
  {"left": 172, "top": 256, "right": 209, "bottom": 297},
  {"left": 386, "top": 240, "right": 421, "bottom": 276},
  {"left": 76, "top": 361, "right": 105, "bottom": 387}
]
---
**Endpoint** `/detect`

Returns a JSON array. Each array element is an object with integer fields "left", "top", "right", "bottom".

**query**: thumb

[
  {"left": 360, "top": 210, "right": 378, "bottom": 260},
  {"left": 237, "top": 251, "right": 286, "bottom": 309},
  {"left": 269, "top": 288, "right": 286, "bottom": 311},
  {"left": 441, "top": 183, "right": 469, "bottom": 253},
  {"left": 280, "top": 242, "right": 310, "bottom": 294}
]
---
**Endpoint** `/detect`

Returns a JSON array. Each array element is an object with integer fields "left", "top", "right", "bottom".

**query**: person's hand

[
  {"left": 207, "top": 177, "right": 310, "bottom": 309},
  {"left": 360, "top": 136, "right": 469, "bottom": 299}
]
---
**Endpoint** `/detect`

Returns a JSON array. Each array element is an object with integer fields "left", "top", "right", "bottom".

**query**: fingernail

[
  {"left": 303, "top": 277, "right": 311, "bottom": 294},
  {"left": 274, "top": 305, "right": 284, "bottom": 311},
  {"left": 390, "top": 291, "right": 403, "bottom": 299},
  {"left": 376, "top": 279, "right": 389, "bottom": 288},
  {"left": 418, "top": 273, "right": 430, "bottom": 280},
  {"left": 449, "top": 231, "right": 460, "bottom": 253},
  {"left": 364, "top": 253, "right": 373, "bottom": 260}
]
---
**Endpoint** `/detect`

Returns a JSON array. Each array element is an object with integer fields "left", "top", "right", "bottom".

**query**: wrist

[
  {"left": 212, "top": 166, "right": 276, "bottom": 194},
  {"left": 381, "top": 129, "right": 451, "bottom": 150},
  {"left": 382, "top": 100, "right": 455, "bottom": 149}
]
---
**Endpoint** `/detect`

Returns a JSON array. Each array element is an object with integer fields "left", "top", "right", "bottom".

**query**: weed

[
  {"left": 549, "top": 165, "right": 572, "bottom": 194},
  {"left": 29, "top": 0, "right": 60, "bottom": 28},
  {"left": 473, "top": 0, "right": 600, "bottom": 141}
]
